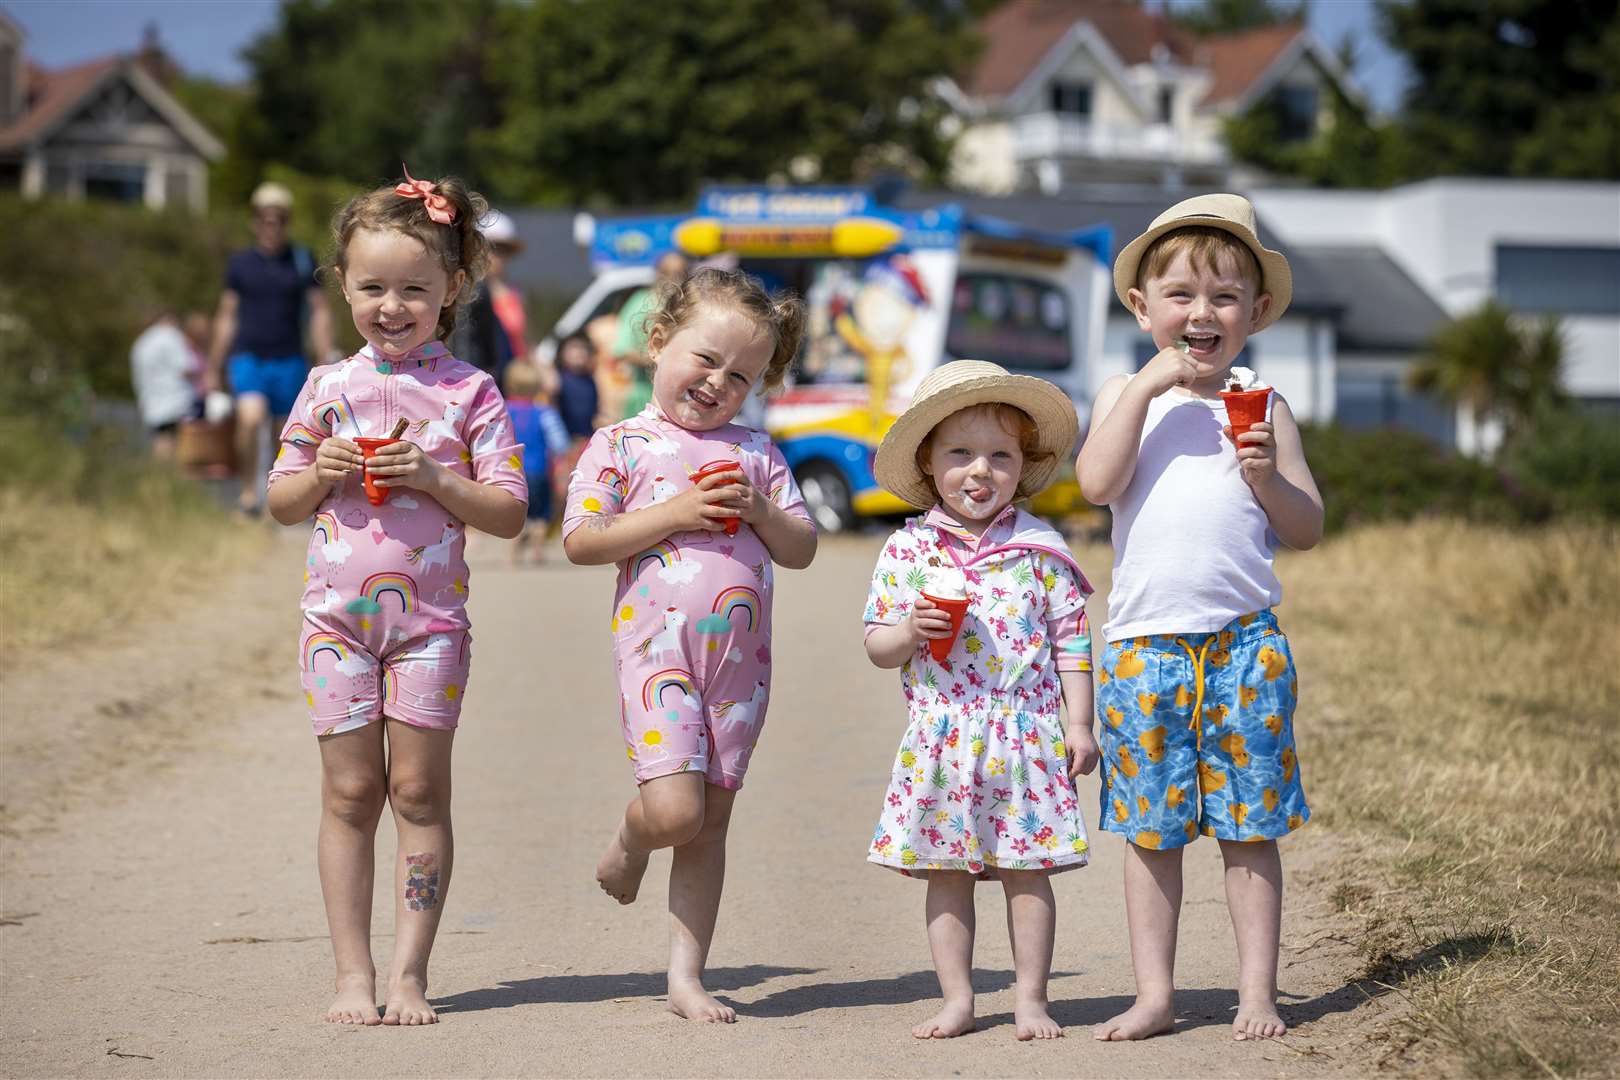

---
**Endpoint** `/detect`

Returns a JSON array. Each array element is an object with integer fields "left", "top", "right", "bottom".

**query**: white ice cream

[
  {"left": 1225, "top": 366, "right": 1268, "bottom": 392},
  {"left": 927, "top": 567, "right": 967, "bottom": 600}
]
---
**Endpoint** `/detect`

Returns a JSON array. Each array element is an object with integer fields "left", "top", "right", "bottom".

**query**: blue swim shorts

[
  {"left": 1097, "top": 609, "right": 1309, "bottom": 850},
  {"left": 227, "top": 353, "right": 308, "bottom": 417}
]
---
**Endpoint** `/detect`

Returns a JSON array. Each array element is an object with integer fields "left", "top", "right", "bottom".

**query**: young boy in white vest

[{"left": 1077, "top": 194, "right": 1324, "bottom": 1042}]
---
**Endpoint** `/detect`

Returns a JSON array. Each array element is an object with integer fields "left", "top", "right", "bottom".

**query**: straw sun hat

[
  {"left": 1112, "top": 193, "right": 1292, "bottom": 331},
  {"left": 873, "top": 360, "right": 1080, "bottom": 510}
]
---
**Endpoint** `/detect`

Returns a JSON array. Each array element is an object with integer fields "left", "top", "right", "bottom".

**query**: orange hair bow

[{"left": 393, "top": 165, "right": 455, "bottom": 225}]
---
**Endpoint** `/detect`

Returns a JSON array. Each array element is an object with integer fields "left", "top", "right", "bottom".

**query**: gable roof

[
  {"left": 959, "top": 1, "right": 1351, "bottom": 113},
  {"left": 0, "top": 53, "right": 223, "bottom": 158},
  {"left": 1195, "top": 23, "right": 1303, "bottom": 106},
  {"left": 1298, "top": 245, "right": 1448, "bottom": 351}
]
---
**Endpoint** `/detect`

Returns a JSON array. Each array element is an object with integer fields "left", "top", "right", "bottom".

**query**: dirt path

[{"left": 1, "top": 530, "right": 1382, "bottom": 1077}]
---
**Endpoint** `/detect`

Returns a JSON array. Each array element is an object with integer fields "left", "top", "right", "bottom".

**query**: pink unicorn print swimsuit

[
  {"left": 269, "top": 340, "right": 527, "bottom": 736},
  {"left": 563, "top": 405, "right": 812, "bottom": 789}
]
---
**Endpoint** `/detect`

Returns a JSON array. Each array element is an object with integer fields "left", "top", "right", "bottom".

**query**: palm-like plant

[{"left": 1408, "top": 300, "right": 1567, "bottom": 445}]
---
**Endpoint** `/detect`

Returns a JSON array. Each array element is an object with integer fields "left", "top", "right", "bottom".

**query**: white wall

[
  {"left": 951, "top": 121, "right": 1017, "bottom": 195},
  {"left": 1253, "top": 179, "right": 1620, "bottom": 400},
  {"left": 1091, "top": 312, "right": 1335, "bottom": 423}
]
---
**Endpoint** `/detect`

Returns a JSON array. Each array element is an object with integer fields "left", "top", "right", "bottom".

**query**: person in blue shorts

[{"left": 205, "top": 181, "right": 334, "bottom": 513}]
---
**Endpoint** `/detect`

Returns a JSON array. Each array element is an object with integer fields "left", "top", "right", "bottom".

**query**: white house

[
  {"left": 0, "top": 16, "right": 223, "bottom": 212},
  {"left": 1253, "top": 179, "right": 1620, "bottom": 451},
  {"left": 940, "top": 0, "right": 1364, "bottom": 194}
]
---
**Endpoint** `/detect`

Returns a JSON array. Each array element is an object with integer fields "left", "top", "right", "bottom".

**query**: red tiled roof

[
  {"left": 964, "top": 0, "right": 1303, "bottom": 108},
  {"left": 1196, "top": 22, "right": 1305, "bottom": 105},
  {"left": 0, "top": 55, "right": 120, "bottom": 152}
]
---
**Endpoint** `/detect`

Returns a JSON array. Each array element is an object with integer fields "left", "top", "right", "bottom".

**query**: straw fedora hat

[
  {"left": 873, "top": 360, "right": 1079, "bottom": 510},
  {"left": 1112, "top": 193, "right": 1292, "bottom": 331}
]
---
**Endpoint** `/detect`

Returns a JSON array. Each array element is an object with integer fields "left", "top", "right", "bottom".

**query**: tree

[
  {"left": 1377, "top": 0, "right": 1620, "bottom": 180},
  {"left": 480, "top": 0, "right": 983, "bottom": 205},
  {"left": 1408, "top": 300, "right": 1567, "bottom": 446},
  {"left": 1167, "top": 0, "right": 1306, "bottom": 35},
  {"left": 231, "top": 0, "right": 507, "bottom": 200}
]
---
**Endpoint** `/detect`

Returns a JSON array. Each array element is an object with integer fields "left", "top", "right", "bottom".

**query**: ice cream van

[{"left": 541, "top": 186, "right": 1110, "bottom": 532}]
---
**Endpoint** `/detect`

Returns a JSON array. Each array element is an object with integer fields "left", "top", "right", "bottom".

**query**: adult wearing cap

[
  {"left": 205, "top": 181, "right": 332, "bottom": 514},
  {"left": 480, "top": 209, "right": 529, "bottom": 361}
]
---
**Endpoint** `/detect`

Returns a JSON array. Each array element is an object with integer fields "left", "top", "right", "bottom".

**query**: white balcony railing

[{"left": 1011, "top": 112, "right": 1227, "bottom": 166}]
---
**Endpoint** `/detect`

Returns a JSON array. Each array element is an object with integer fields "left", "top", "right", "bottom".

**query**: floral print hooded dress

[{"left": 864, "top": 505, "right": 1095, "bottom": 879}]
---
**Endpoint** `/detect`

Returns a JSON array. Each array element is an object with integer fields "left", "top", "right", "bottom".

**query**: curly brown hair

[
  {"left": 641, "top": 267, "right": 806, "bottom": 393},
  {"left": 330, "top": 173, "right": 491, "bottom": 341}
]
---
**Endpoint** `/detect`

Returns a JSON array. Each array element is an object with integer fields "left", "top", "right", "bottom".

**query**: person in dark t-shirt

[{"left": 205, "top": 182, "right": 334, "bottom": 514}]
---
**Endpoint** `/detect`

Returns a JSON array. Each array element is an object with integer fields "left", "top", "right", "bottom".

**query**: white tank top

[{"left": 1102, "top": 380, "right": 1281, "bottom": 642}]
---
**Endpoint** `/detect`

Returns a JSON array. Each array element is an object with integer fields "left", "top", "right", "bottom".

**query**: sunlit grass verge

[
  {"left": 1282, "top": 522, "right": 1620, "bottom": 1077},
  {"left": 0, "top": 418, "right": 270, "bottom": 661}
]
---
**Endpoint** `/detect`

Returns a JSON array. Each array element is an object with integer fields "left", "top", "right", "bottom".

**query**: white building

[
  {"left": 1253, "top": 179, "right": 1620, "bottom": 450},
  {"left": 941, "top": 0, "right": 1363, "bottom": 193}
]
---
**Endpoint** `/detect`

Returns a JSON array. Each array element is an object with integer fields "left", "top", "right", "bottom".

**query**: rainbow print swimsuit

[
  {"left": 563, "top": 405, "right": 812, "bottom": 790},
  {"left": 269, "top": 341, "right": 527, "bottom": 736}
]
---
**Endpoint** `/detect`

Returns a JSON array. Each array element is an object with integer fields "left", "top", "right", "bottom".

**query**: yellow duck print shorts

[{"left": 1097, "top": 610, "right": 1308, "bottom": 849}]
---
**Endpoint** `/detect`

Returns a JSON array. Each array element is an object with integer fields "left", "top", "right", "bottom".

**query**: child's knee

[
  {"left": 388, "top": 775, "right": 449, "bottom": 826},
  {"left": 324, "top": 773, "right": 386, "bottom": 825},
  {"left": 643, "top": 800, "right": 705, "bottom": 847}
]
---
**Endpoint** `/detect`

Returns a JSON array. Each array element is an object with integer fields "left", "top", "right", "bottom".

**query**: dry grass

[
  {"left": 0, "top": 472, "right": 270, "bottom": 665},
  {"left": 1279, "top": 521, "right": 1620, "bottom": 1077}
]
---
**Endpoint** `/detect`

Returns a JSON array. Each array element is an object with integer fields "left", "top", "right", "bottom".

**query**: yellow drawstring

[{"left": 1175, "top": 634, "right": 1217, "bottom": 823}]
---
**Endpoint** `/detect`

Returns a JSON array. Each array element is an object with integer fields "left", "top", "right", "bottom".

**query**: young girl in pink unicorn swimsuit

[
  {"left": 267, "top": 171, "right": 526, "bottom": 1028},
  {"left": 563, "top": 268, "right": 817, "bottom": 1023}
]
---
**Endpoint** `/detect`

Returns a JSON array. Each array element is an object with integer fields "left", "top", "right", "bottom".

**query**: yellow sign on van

[{"left": 672, "top": 216, "right": 904, "bottom": 259}]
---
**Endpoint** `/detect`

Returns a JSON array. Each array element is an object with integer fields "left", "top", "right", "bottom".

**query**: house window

[
  {"left": 1273, "top": 84, "right": 1318, "bottom": 141},
  {"left": 1158, "top": 86, "right": 1174, "bottom": 123},
  {"left": 1049, "top": 80, "right": 1092, "bottom": 117},
  {"left": 82, "top": 161, "right": 146, "bottom": 203},
  {"left": 1496, "top": 244, "right": 1620, "bottom": 316},
  {"left": 1335, "top": 372, "right": 1456, "bottom": 444}
]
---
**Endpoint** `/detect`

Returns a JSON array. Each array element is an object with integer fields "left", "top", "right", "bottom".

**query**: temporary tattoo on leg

[{"left": 404, "top": 852, "right": 440, "bottom": 911}]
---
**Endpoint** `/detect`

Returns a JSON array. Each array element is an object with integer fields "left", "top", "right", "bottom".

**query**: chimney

[{"left": 135, "top": 21, "right": 178, "bottom": 86}]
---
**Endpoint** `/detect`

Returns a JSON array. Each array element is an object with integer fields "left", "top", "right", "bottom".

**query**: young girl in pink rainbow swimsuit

[
  {"left": 563, "top": 268, "right": 817, "bottom": 1023},
  {"left": 267, "top": 171, "right": 527, "bottom": 1027}
]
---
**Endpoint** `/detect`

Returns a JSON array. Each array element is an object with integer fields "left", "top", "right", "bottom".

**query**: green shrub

[
  {"left": 1503, "top": 405, "right": 1620, "bottom": 521},
  {"left": 1300, "top": 424, "right": 1522, "bottom": 534}
]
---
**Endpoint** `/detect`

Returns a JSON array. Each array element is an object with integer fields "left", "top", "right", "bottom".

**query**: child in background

[
  {"left": 563, "top": 268, "right": 816, "bottom": 1022},
  {"left": 502, "top": 358, "right": 568, "bottom": 564},
  {"left": 556, "top": 332, "right": 600, "bottom": 442},
  {"left": 267, "top": 169, "right": 527, "bottom": 1027},
  {"left": 129, "top": 308, "right": 199, "bottom": 460},
  {"left": 863, "top": 360, "right": 1096, "bottom": 1041},
  {"left": 1077, "top": 194, "right": 1323, "bottom": 1043}
]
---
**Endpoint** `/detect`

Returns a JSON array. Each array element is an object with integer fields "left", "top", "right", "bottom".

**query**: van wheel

[{"left": 797, "top": 463, "right": 855, "bottom": 534}]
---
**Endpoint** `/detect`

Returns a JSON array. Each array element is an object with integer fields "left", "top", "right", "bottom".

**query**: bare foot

[
  {"left": 595, "top": 826, "right": 650, "bottom": 905},
  {"left": 912, "top": 998, "right": 975, "bottom": 1039},
  {"left": 324, "top": 972, "right": 380, "bottom": 1025},
  {"left": 381, "top": 974, "right": 438, "bottom": 1026},
  {"left": 667, "top": 977, "right": 736, "bottom": 1023},
  {"left": 1093, "top": 998, "right": 1175, "bottom": 1041},
  {"left": 1232, "top": 998, "right": 1286, "bottom": 1041},
  {"left": 1014, "top": 1000, "right": 1063, "bottom": 1040}
]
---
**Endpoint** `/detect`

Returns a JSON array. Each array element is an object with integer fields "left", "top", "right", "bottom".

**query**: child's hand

[
  {"left": 364, "top": 440, "right": 444, "bottom": 494},
  {"left": 1138, "top": 345, "right": 1199, "bottom": 396},
  {"left": 906, "top": 597, "right": 956, "bottom": 646},
  {"left": 714, "top": 469, "right": 771, "bottom": 525},
  {"left": 315, "top": 437, "right": 363, "bottom": 486},
  {"left": 1225, "top": 421, "right": 1278, "bottom": 489},
  {"left": 1065, "top": 724, "right": 1099, "bottom": 778},
  {"left": 664, "top": 471, "right": 741, "bottom": 533}
]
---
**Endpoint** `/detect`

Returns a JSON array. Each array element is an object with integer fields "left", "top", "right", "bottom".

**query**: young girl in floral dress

[{"left": 863, "top": 361, "right": 1097, "bottom": 1042}]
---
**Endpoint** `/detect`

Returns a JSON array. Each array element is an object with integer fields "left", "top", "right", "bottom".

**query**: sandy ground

[{"left": 1, "top": 528, "right": 1384, "bottom": 1078}]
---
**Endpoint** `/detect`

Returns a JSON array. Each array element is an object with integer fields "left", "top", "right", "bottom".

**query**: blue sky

[{"left": 4, "top": 0, "right": 1411, "bottom": 113}]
